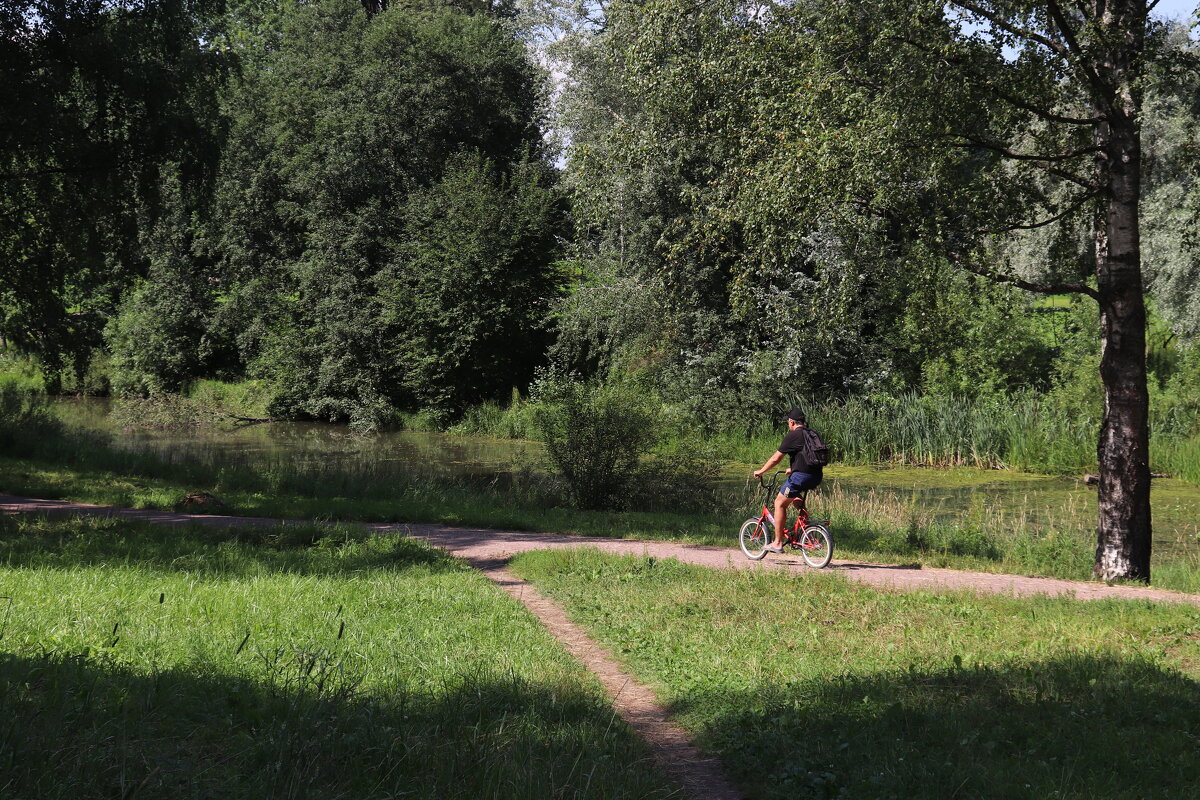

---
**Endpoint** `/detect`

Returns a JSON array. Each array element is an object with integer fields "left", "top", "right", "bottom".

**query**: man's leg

[{"left": 773, "top": 492, "right": 794, "bottom": 548}]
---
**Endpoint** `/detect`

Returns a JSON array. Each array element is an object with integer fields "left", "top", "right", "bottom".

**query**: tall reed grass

[
  {"left": 747, "top": 392, "right": 1197, "bottom": 480},
  {"left": 451, "top": 389, "right": 1200, "bottom": 481}
]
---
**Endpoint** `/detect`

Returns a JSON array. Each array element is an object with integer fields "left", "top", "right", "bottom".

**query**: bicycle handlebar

[{"left": 756, "top": 470, "right": 789, "bottom": 489}]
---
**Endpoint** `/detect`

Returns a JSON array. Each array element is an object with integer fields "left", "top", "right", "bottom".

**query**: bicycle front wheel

[
  {"left": 739, "top": 518, "right": 772, "bottom": 560},
  {"left": 799, "top": 523, "right": 833, "bottom": 568}
]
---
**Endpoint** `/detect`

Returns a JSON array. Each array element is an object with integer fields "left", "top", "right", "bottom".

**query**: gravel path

[{"left": 5, "top": 493, "right": 1200, "bottom": 800}]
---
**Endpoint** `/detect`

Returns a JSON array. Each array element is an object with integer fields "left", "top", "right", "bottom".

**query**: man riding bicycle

[{"left": 753, "top": 407, "right": 824, "bottom": 554}]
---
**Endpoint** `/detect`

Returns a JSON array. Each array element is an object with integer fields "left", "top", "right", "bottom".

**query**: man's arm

[{"left": 753, "top": 451, "right": 788, "bottom": 478}]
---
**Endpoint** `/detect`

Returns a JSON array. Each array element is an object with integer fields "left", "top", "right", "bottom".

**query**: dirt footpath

[{"left": 4, "top": 494, "right": 1194, "bottom": 608}]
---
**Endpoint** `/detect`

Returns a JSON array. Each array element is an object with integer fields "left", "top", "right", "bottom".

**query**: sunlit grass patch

[
  {"left": 0, "top": 517, "right": 676, "bottom": 799},
  {"left": 511, "top": 548, "right": 1200, "bottom": 799}
]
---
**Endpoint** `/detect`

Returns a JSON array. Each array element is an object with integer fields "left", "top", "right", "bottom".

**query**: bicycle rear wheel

[
  {"left": 739, "top": 518, "right": 772, "bottom": 560},
  {"left": 799, "top": 523, "right": 833, "bottom": 568}
]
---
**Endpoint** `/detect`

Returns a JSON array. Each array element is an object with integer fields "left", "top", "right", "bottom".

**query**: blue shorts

[{"left": 780, "top": 471, "right": 821, "bottom": 498}]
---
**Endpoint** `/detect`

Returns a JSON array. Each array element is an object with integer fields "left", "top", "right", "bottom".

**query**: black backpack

[{"left": 800, "top": 427, "right": 830, "bottom": 469}]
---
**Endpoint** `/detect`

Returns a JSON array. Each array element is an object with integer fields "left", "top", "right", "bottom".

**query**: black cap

[{"left": 787, "top": 407, "right": 806, "bottom": 423}]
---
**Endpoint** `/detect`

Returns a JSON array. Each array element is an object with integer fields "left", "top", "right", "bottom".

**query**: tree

[
  {"left": 382, "top": 151, "right": 561, "bottom": 416},
  {"left": 783, "top": 0, "right": 1178, "bottom": 583},
  {"left": 1141, "top": 25, "right": 1200, "bottom": 342},
  {"left": 207, "top": 0, "right": 560, "bottom": 425},
  {"left": 588, "top": 0, "right": 1188, "bottom": 581},
  {"left": 0, "top": 0, "right": 229, "bottom": 390},
  {"left": 555, "top": 1, "right": 930, "bottom": 430}
]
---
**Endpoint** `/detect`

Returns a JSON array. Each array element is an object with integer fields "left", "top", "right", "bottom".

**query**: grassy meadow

[
  {"left": 511, "top": 548, "right": 1200, "bottom": 799},
  {"left": 0, "top": 515, "right": 677, "bottom": 799}
]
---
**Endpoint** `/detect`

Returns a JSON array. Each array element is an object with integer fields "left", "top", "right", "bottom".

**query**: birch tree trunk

[{"left": 1092, "top": 0, "right": 1152, "bottom": 582}]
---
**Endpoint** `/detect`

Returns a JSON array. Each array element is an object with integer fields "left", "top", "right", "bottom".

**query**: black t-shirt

[{"left": 779, "top": 428, "right": 823, "bottom": 477}]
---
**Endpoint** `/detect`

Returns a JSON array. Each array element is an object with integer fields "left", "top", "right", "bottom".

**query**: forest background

[{"left": 3, "top": 0, "right": 1200, "bottom": 488}]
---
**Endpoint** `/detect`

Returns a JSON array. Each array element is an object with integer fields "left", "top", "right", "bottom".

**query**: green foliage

[
  {"left": 382, "top": 152, "right": 561, "bottom": 416},
  {"left": 0, "top": 0, "right": 230, "bottom": 389},
  {"left": 899, "top": 271, "right": 1056, "bottom": 396},
  {"left": 0, "top": 351, "right": 44, "bottom": 393},
  {"left": 552, "top": 0, "right": 1088, "bottom": 420},
  {"left": 1143, "top": 27, "right": 1200, "bottom": 341},
  {"left": 187, "top": 378, "right": 274, "bottom": 419},
  {"left": 533, "top": 379, "right": 661, "bottom": 510},
  {"left": 106, "top": 175, "right": 220, "bottom": 396},
  {"left": 205, "top": 0, "right": 560, "bottom": 426}
]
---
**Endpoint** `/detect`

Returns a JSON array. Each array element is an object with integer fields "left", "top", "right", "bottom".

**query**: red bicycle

[{"left": 739, "top": 471, "right": 833, "bottom": 567}]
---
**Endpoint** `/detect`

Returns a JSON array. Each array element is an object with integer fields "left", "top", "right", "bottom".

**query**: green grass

[
  {"left": 0, "top": 351, "right": 44, "bottom": 393},
  {"left": 0, "top": 516, "right": 677, "bottom": 798},
  {"left": 510, "top": 548, "right": 1200, "bottom": 799},
  {"left": 186, "top": 378, "right": 275, "bottom": 419},
  {"left": 6, "top": 451, "right": 1200, "bottom": 592},
  {"left": 5, "top": 391, "right": 1199, "bottom": 591}
]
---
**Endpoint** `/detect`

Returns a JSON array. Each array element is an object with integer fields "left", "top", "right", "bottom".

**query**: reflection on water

[
  {"left": 53, "top": 399, "right": 1200, "bottom": 556},
  {"left": 53, "top": 398, "right": 542, "bottom": 477}
]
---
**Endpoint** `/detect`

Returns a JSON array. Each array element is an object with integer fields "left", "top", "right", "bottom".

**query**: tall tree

[
  {"left": 205, "top": 0, "right": 559, "bottom": 426},
  {"left": 588, "top": 0, "right": 1187, "bottom": 581},
  {"left": 0, "top": 0, "right": 228, "bottom": 390},
  {"left": 776, "top": 0, "right": 1178, "bottom": 583}
]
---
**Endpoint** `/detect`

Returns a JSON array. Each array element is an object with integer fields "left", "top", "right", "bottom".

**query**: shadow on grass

[
  {"left": 678, "top": 653, "right": 1200, "bottom": 799},
  {"left": 0, "top": 651, "right": 675, "bottom": 800},
  {"left": 0, "top": 515, "right": 454, "bottom": 578}
]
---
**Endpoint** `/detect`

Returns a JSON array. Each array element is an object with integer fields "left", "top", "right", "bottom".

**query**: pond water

[
  {"left": 823, "top": 465, "right": 1200, "bottom": 556},
  {"left": 54, "top": 398, "right": 541, "bottom": 477},
  {"left": 52, "top": 398, "right": 1200, "bottom": 556}
]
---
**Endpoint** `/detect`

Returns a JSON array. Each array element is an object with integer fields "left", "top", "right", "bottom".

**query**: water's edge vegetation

[{"left": 5, "top": 390, "right": 1200, "bottom": 592}]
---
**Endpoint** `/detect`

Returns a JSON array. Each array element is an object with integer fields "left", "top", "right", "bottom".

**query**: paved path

[{"left": 6, "top": 493, "right": 1200, "bottom": 800}]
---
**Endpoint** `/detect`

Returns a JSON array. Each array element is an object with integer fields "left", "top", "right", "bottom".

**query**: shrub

[{"left": 532, "top": 379, "right": 660, "bottom": 510}]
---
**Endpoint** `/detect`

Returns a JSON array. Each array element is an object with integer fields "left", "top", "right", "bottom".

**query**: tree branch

[
  {"left": 889, "top": 34, "right": 1103, "bottom": 126},
  {"left": 987, "top": 86, "right": 1103, "bottom": 126},
  {"left": 955, "top": 135, "right": 1101, "bottom": 163},
  {"left": 957, "top": 260, "right": 1099, "bottom": 298},
  {"left": 951, "top": 1, "right": 1067, "bottom": 55},
  {"left": 979, "top": 186, "right": 1101, "bottom": 233},
  {"left": 956, "top": 136, "right": 1097, "bottom": 188},
  {"left": 1043, "top": 0, "right": 1115, "bottom": 111}
]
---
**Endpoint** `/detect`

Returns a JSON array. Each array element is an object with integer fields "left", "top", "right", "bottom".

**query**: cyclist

[{"left": 752, "top": 407, "right": 823, "bottom": 553}]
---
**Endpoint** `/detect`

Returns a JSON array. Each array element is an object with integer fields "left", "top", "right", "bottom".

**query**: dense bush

[
  {"left": 533, "top": 380, "right": 660, "bottom": 510},
  {"left": 532, "top": 378, "right": 724, "bottom": 511}
]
